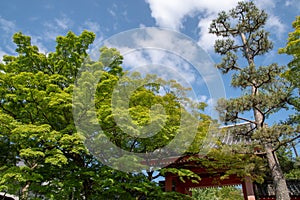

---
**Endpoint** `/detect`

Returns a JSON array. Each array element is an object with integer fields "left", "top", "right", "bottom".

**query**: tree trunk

[
  {"left": 252, "top": 89, "right": 290, "bottom": 200},
  {"left": 21, "top": 181, "right": 30, "bottom": 200},
  {"left": 240, "top": 31, "right": 291, "bottom": 200},
  {"left": 265, "top": 144, "right": 290, "bottom": 200},
  {"left": 252, "top": 84, "right": 290, "bottom": 200}
]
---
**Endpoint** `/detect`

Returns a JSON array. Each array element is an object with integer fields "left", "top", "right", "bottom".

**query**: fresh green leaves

[{"left": 0, "top": 30, "right": 212, "bottom": 199}]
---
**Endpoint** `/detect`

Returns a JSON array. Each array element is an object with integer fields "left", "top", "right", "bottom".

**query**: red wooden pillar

[
  {"left": 175, "top": 179, "right": 185, "bottom": 194},
  {"left": 165, "top": 174, "right": 173, "bottom": 192},
  {"left": 242, "top": 176, "right": 256, "bottom": 200}
]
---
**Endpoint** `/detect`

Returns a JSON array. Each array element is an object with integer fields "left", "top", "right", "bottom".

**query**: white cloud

[
  {"left": 197, "top": 15, "right": 218, "bottom": 52},
  {"left": 108, "top": 3, "right": 118, "bottom": 17},
  {"left": 98, "top": 28, "right": 226, "bottom": 108},
  {"left": 139, "top": 24, "right": 146, "bottom": 28},
  {"left": 121, "top": 49, "right": 198, "bottom": 84},
  {"left": 0, "top": 17, "right": 17, "bottom": 56},
  {"left": 206, "top": 97, "right": 218, "bottom": 115},
  {"left": 265, "top": 14, "right": 286, "bottom": 39},
  {"left": 54, "top": 16, "right": 73, "bottom": 30},
  {"left": 43, "top": 16, "right": 73, "bottom": 41},
  {"left": 253, "top": 0, "right": 275, "bottom": 10},
  {"left": 198, "top": 95, "right": 208, "bottom": 103},
  {"left": 145, "top": 0, "right": 240, "bottom": 51},
  {"left": 145, "top": 0, "right": 289, "bottom": 52},
  {"left": 145, "top": 0, "right": 241, "bottom": 31},
  {"left": 79, "top": 21, "right": 104, "bottom": 56},
  {"left": 285, "top": 0, "right": 292, "bottom": 6},
  {"left": 108, "top": 9, "right": 116, "bottom": 17},
  {"left": 82, "top": 20, "right": 101, "bottom": 33},
  {"left": 0, "top": 49, "right": 7, "bottom": 63},
  {"left": 30, "top": 35, "right": 48, "bottom": 54},
  {"left": 0, "top": 16, "right": 16, "bottom": 33},
  {"left": 252, "top": 0, "right": 286, "bottom": 40},
  {"left": 146, "top": 0, "right": 197, "bottom": 30},
  {"left": 42, "top": 25, "right": 61, "bottom": 41},
  {"left": 284, "top": 0, "right": 300, "bottom": 9}
]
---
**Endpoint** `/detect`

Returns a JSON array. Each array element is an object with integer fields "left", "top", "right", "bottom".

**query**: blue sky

[
  {"left": 1, "top": 0, "right": 298, "bottom": 60},
  {"left": 0, "top": 0, "right": 299, "bottom": 123}
]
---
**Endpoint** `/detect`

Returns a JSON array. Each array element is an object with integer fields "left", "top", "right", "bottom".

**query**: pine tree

[{"left": 209, "top": 2, "right": 296, "bottom": 199}]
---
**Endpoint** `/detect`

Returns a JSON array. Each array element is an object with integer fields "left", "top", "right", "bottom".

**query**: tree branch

[
  {"left": 236, "top": 116, "right": 257, "bottom": 125},
  {"left": 272, "top": 134, "right": 300, "bottom": 153}
]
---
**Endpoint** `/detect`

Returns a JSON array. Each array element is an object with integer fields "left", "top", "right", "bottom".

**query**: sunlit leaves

[
  {"left": 279, "top": 16, "right": 300, "bottom": 126},
  {"left": 192, "top": 186, "right": 244, "bottom": 200},
  {"left": 0, "top": 30, "right": 211, "bottom": 199},
  {"left": 0, "top": 31, "right": 96, "bottom": 198},
  {"left": 279, "top": 16, "right": 300, "bottom": 74}
]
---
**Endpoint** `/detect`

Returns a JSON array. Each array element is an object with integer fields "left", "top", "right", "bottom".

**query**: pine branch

[
  {"left": 272, "top": 134, "right": 300, "bottom": 153},
  {"left": 263, "top": 97, "right": 289, "bottom": 116},
  {"left": 236, "top": 116, "right": 256, "bottom": 125},
  {"left": 130, "top": 139, "right": 138, "bottom": 152}
]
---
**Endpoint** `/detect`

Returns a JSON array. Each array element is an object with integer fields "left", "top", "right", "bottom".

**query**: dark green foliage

[{"left": 209, "top": 2, "right": 297, "bottom": 199}]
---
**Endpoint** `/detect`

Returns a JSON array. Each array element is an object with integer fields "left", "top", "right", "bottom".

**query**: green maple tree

[
  {"left": 279, "top": 15, "right": 300, "bottom": 182},
  {"left": 0, "top": 31, "right": 211, "bottom": 199}
]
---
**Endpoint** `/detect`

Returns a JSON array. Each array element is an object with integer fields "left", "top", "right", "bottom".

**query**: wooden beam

[{"left": 177, "top": 175, "right": 242, "bottom": 188}]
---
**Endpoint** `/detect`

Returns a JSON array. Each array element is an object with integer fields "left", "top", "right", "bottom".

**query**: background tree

[
  {"left": 279, "top": 16, "right": 300, "bottom": 97},
  {"left": 279, "top": 15, "right": 300, "bottom": 182},
  {"left": 279, "top": 16, "right": 300, "bottom": 130},
  {"left": 277, "top": 146, "right": 300, "bottom": 180},
  {"left": 191, "top": 186, "right": 243, "bottom": 200},
  {"left": 209, "top": 2, "right": 298, "bottom": 199}
]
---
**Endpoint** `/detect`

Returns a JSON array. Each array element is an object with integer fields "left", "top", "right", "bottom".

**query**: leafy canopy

[{"left": 0, "top": 30, "right": 210, "bottom": 199}]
